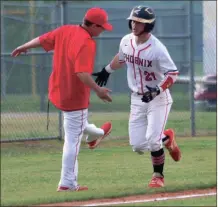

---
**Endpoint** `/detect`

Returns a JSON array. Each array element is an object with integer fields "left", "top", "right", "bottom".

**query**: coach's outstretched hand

[
  {"left": 92, "top": 67, "right": 110, "bottom": 87},
  {"left": 11, "top": 46, "right": 28, "bottom": 57},
  {"left": 96, "top": 87, "right": 112, "bottom": 103},
  {"left": 141, "top": 85, "right": 160, "bottom": 103}
]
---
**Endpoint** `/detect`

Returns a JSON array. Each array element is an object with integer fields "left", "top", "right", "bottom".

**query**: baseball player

[
  {"left": 93, "top": 5, "right": 181, "bottom": 188},
  {"left": 11, "top": 7, "right": 113, "bottom": 192}
]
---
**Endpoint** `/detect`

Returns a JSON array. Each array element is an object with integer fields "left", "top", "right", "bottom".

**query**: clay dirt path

[{"left": 40, "top": 187, "right": 216, "bottom": 206}]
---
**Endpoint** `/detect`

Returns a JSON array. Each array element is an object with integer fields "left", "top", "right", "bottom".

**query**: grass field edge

[{"left": 38, "top": 186, "right": 217, "bottom": 207}]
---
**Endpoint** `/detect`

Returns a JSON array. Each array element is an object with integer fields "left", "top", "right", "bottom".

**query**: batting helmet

[{"left": 127, "top": 5, "right": 156, "bottom": 33}]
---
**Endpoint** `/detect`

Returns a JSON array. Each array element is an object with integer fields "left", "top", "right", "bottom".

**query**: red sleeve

[
  {"left": 158, "top": 71, "right": 179, "bottom": 91},
  {"left": 39, "top": 26, "right": 62, "bottom": 52},
  {"left": 75, "top": 40, "right": 96, "bottom": 74}
]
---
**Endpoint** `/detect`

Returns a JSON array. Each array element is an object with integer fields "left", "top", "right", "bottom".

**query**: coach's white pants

[
  {"left": 129, "top": 91, "right": 172, "bottom": 153},
  {"left": 58, "top": 109, "right": 104, "bottom": 189}
]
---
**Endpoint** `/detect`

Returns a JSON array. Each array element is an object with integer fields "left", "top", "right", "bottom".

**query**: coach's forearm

[
  {"left": 105, "top": 54, "right": 124, "bottom": 73},
  {"left": 77, "top": 72, "right": 101, "bottom": 92},
  {"left": 19, "top": 37, "right": 41, "bottom": 50}
]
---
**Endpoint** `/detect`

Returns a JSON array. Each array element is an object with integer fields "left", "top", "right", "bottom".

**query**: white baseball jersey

[{"left": 118, "top": 33, "right": 179, "bottom": 95}]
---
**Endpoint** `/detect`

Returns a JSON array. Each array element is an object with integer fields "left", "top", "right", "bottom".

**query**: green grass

[
  {"left": 1, "top": 91, "right": 190, "bottom": 113},
  {"left": 1, "top": 112, "right": 60, "bottom": 139},
  {"left": 1, "top": 137, "right": 216, "bottom": 206},
  {"left": 1, "top": 91, "right": 215, "bottom": 140},
  {"left": 1, "top": 94, "right": 132, "bottom": 112},
  {"left": 117, "top": 196, "right": 216, "bottom": 206},
  {"left": 1, "top": 110, "right": 216, "bottom": 140}
]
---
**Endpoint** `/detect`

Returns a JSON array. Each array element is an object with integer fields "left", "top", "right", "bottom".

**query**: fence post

[
  {"left": 39, "top": 19, "right": 46, "bottom": 112},
  {"left": 29, "top": 0, "right": 37, "bottom": 97},
  {"left": 189, "top": 1, "right": 196, "bottom": 136},
  {"left": 60, "top": 0, "right": 67, "bottom": 26},
  {"left": 1, "top": 3, "right": 6, "bottom": 98}
]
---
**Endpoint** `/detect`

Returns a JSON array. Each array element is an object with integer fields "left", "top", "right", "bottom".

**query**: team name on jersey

[{"left": 124, "top": 53, "right": 152, "bottom": 67}]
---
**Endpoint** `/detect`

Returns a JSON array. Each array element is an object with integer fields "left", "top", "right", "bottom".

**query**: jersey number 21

[{"left": 144, "top": 71, "right": 156, "bottom": 81}]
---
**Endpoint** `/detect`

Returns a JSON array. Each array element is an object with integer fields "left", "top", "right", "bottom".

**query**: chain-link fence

[
  {"left": 193, "top": 1, "right": 217, "bottom": 136},
  {"left": 203, "top": 1, "right": 216, "bottom": 76},
  {"left": 1, "top": 1, "right": 216, "bottom": 142},
  {"left": 1, "top": 1, "right": 63, "bottom": 142}
]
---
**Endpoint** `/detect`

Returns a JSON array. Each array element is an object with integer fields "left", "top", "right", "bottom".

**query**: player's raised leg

[
  {"left": 162, "top": 128, "right": 181, "bottom": 162},
  {"left": 84, "top": 121, "right": 112, "bottom": 149}
]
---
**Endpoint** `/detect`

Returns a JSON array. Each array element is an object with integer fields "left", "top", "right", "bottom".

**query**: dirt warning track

[{"left": 40, "top": 187, "right": 216, "bottom": 206}]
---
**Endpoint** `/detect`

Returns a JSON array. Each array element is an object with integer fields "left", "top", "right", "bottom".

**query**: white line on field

[{"left": 82, "top": 192, "right": 216, "bottom": 206}]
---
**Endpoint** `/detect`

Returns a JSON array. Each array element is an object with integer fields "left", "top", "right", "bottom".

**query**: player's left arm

[
  {"left": 92, "top": 37, "right": 126, "bottom": 87},
  {"left": 142, "top": 46, "right": 179, "bottom": 103},
  {"left": 157, "top": 46, "right": 179, "bottom": 92}
]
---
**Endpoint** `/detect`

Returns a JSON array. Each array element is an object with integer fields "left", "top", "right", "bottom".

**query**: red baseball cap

[{"left": 84, "top": 7, "right": 113, "bottom": 31}]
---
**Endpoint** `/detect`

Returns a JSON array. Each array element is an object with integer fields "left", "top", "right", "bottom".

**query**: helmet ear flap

[
  {"left": 128, "top": 20, "right": 132, "bottom": 30},
  {"left": 144, "top": 22, "right": 155, "bottom": 33}
]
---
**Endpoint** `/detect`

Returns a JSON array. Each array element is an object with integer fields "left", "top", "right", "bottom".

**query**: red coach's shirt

[{"left": 39, "top": 25, "right": 96, "bottom": 111}]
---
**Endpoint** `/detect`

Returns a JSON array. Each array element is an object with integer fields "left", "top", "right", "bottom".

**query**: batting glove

[
  {"left": 92, "top": 67, "right": 111, "bottom": 87},
  {"left": 141, "top": 85, "right": 160, "bottom": 103}
]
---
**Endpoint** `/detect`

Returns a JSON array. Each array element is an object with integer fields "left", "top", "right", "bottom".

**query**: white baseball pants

[
  {"left": 58, "top": 109, "right": 104, "bottom": 189},
  {"left": 129, "top": 91, "right": 172, "bottom": 153}
]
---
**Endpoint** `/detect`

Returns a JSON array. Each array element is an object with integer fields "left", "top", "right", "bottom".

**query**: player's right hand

[
  {"left": 92, "top": 67, "right": 110, "bottom": 87},
  {"left": 96, "top": 87, "right": 112, "bottom": 102},
  {"left": 11, "top": 46, "right": 28, "bottom": 57}
]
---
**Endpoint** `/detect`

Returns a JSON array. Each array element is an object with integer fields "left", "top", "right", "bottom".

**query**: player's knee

[
  {"left": 132, "top": 145, "right": 145, "bottom": 155},
  {"left": 149, "top": 140, "right": 162, "bottom": 152}
]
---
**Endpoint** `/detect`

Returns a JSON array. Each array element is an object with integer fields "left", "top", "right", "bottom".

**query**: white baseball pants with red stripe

[
  {"left": 58, "top": 109, "right": 104, "bottom": 189},
  {"left": 129, "top": 90, "right": 173, "bottom": 153}
]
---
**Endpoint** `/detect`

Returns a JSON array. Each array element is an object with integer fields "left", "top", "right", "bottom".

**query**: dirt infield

[{"left": 40, "top": 187, "right": 216, "bottom": 206}]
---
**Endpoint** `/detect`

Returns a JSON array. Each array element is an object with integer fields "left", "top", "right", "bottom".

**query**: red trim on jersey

[
  {"left": 130, "top": 39, "right": 136, "bottom": 79},
  {"left": 138, "top": 44, "right": 151, "bottom": 53},
  {"left": 167, "top": 71, "right": 179, "bottom": 75},
  {"left": 137, "top": 44, "right": 151, "bottom": 93},
  {"left": 160, "top": 76, "right": 174, "bottom": 91},
  {"left": 73, "top": 110, "right": 84, "bottom": 174}
]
